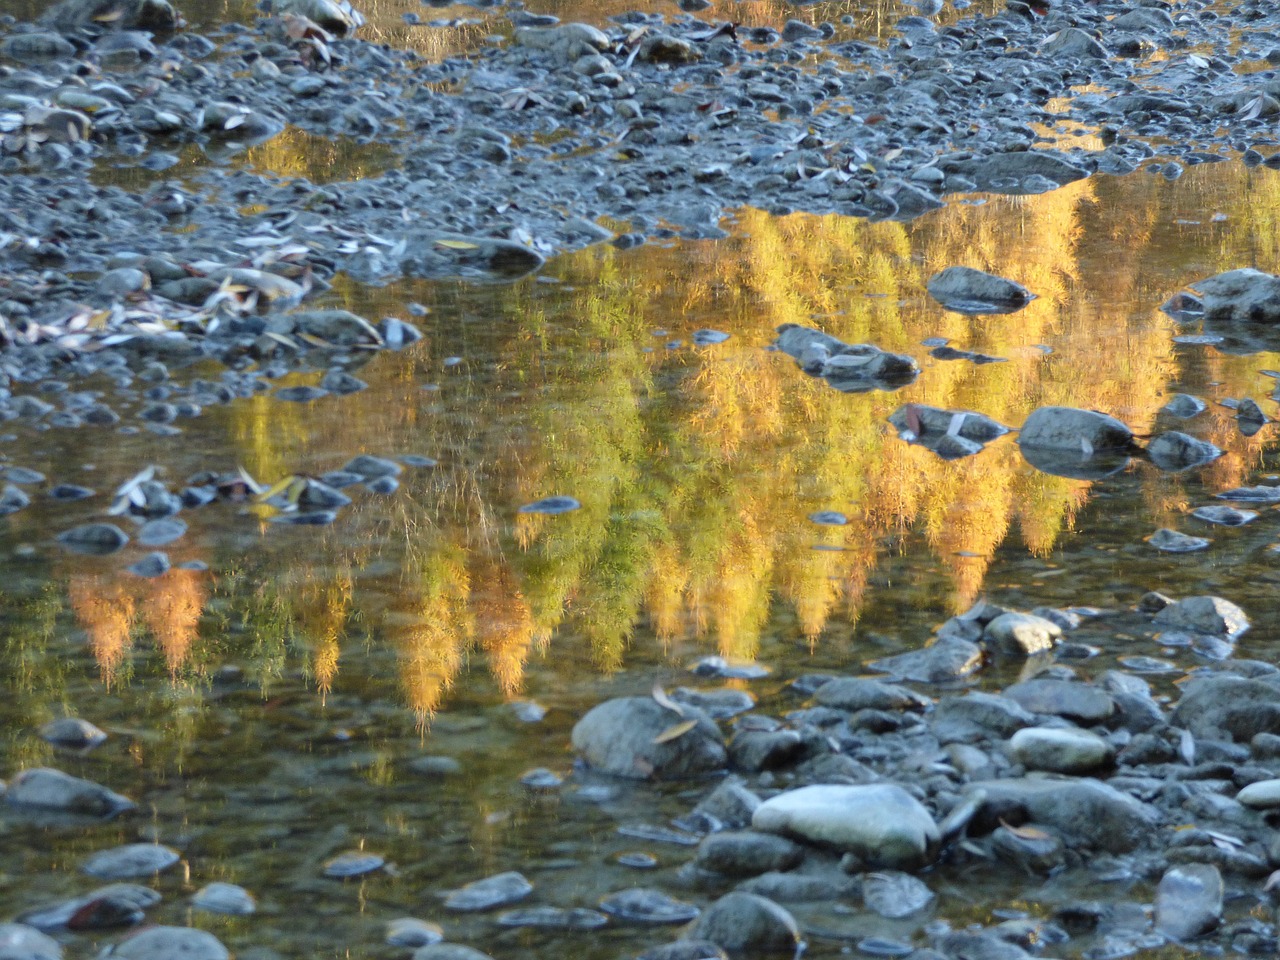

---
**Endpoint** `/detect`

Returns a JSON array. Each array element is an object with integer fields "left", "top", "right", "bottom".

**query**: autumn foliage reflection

[{"left": 51, "top": 162, "right": 1280, "bottom": 716}]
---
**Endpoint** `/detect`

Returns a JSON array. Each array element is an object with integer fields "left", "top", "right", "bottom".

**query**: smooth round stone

[
  {"left": 323, "top": 851, "right": 385, "bottom": 878},
  {"left": 191, "top": 882, "right": 255, "bottom": 916},
  {"left": 1191, "top": 505, "right": 1256, "bottom": 526},
  {"left": 0, "top": 922, "right": 61, "bottom": 959},
  {"left": 443, "top": 871, "right": 531, "bottom": 911},
  {"left": 1010, "top": 727, "right": 1114, "bottom": 774},
  {"left": 106, "top": 926, "right": 228, "bottom": 960},
  {"left": 1236, "top": 779, "right": 1280, "bottom": 808},
  {"left": 137, "top": 518, "right": 187, "bottom": 546},
  {"left": 752, "top": 784, "right": 938, "bottom": 869},
  {"left": 984, "top": 612, "right": 1061, "bottom": 655},
  {"left": 412, "top": 946, "right": 495, "bottom": 960},
  {"left": 599, "top": 888, "right": 699, "bottom": 924},
  {"left": 616, "top": 852, "right": 658, "bottom": 869},
  {"left": 386, "top": 918, "right": 445, "bottom": 947},
  {"left": 686, "top": 892, "right": 800, "bottom": 953},
  {"left": 519, "top": 768, "right": 562, "bottom": 789},
  {"left": 39, "top": 717, "right": 107, "bottom": 750},
  {"left": 693, "top": 329, "right": 730, "bottom": 345},
  {"left": 862, "top": 871, "right": 935, "bottom": 919},
  {"left": 496, "top": 907, "right": 608, "bottom": 930},
  {"left": 518, "top": 495, "right": 579, "bottom": 514},
  {"left": 1147, "top": 528, "right": 1210, "bottom": 553},
  {"left": 82, "top": 844, "right": 180, "bottom": 880}
]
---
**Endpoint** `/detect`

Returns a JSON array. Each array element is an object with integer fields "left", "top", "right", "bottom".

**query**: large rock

[
  {"left": 812, "top": 678, "right": 929, "bottom": 712},
  {"left": 983, "top": 612, "right": 1060, "bottom": 656},
  {"left": 966, "top": 778, "right": 1158, "bottom": 850},
  {"left": 945, "top": 150, "right": 1089, "bottom": 194},
  {"left": 1155, "top": 864, "right": 1222, "bottom": 940},
  {"left": 926, "top": 267, "right": 1035, "bottom": 314},
  {"left": 571, "top": 697, "right": 726, "bottom": 780},
  {"left": 775, "top": 325, "right": 918, "bottom": 392},
  {"left": 1194, "top": 268, "right": 1280, "bottom": 324},
  {"left": 1170, "top": 674, "right": 1280, "bottom": 742},
  {"left": 1018, "top": 406, "right": 1133, "bottom": 452},
  {"left": 273, "top": 0, "right": 364, "bottom": 35},
  {"left": 5, "top": 769, "right": 134, "bottom": 818},
  {"left": 932, "top": 692, "right": 1036, "bottom": 740},
  {"left": 1041, "top": 27, "right": 1106, "bottom": 58},
  {"left": 101, "top": 926, "right": 228, "bottom": 960},
  {"left": 1010, "top": 727, "right": 1114, "bottom": 774},
  {"left": 1002, "top": 679, "right": 1114, "bottom": 724},
  {"left": 1153, "top": 596, "right": 1249, "bottom": 639},
  {"left": 868, "top": 635, "right": 983, "bottom": 683},
  {"left": 684, "top": 893, "right": 800, "bottom": 954},
  {"left": 1145, "top": 432, "right": 1222, "bottom": 472},
  {"left": 693, "top": 831, "right": 805, "bottom": 877},
  {"left": 888, "top": 404, "right": 1010, "bottom": 459},
  {"left": 0, "top": 923, "right": 61, "bottom": 960},
  {"left": 41, "top": 0, "right": 179, "bottom": 32},
  {"left": 752, "top": 784, "right": 938, "bottom": 868}
]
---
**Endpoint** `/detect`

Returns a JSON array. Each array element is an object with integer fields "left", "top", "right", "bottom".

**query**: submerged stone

[
  {"left": 444, "top": 872, "right": 532, "bottom": 911},
  {"left": 926, "top": 267, "right": 1035, "bottom": 314}
]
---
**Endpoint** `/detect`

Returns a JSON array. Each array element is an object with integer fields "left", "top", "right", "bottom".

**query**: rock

[
  {"left": 1191, "top": 505, "right": 1256, "bottom": 526},
  {"left": 273, "top": 0, "right": 364, "bottom": 35},
  {"left": 1155, "top": 864, "right": 1222, "bottom": 940},
  {"left": 18, "top": 884, "right": 159, "bottom": 931},
  {"left": 1153, "top": 596, "right": 1249, "bottom": 639},
  {"left": 516, "top": 22, "right": 610, "bottom": 58},
  {"left": 946, "top": 151, "right": 1089, "bottom": 194},
  {"left": 868, "top": 635, "right": 983, "bottom": 683},
  {"left": 0, "top": 32, "right": 75, "bottom": 61},
  {"left": 888, "top": 404, "right": 1010, "bottom": 457},
  {"left": 861, "top": 871, "right": 934, "bottom": 918},
  {"left": 990, "top": 823, "right": 1064, "bottom": 875},
  {"left": 1146, "top": 432, "right": 1222, "bottom": 471},
  {"left": 412, "top": 947, "right": 495, "bottom": 960},
  {"left": 966, "top": 778, "right": 1157, "bottom": 850},
  {"left": 1010, "top": 727, "right": 1114, "bottom": 774},
  {"left": 781, "top": 20, "right": 824, "bottom": 42},
  {"left": 323, "top": 851, "right": 384, "bottom": 877},
  {"left": 926, "top": 267, "right": 1035, "bottom": 314},
  {"left": 693, "top": 779, "right": 762, "bottom": 829},
  {"left": 932, "top": 692, "right": 1036, "bottom": 739},
  {"left": 775, "top": 325, "right": 918, "bottom": 392},
  {"left": 6, "top": 768, "right": 133, "bottom": 817},
  {"left": 343, "top": 454, "right": 402, "bottom": 480},
  {"left": 1194, "top": 268, "right": 1280, "bottom": 325},
  {"left": 56, "top": 523, "right": 129, "bottom": 556},
  {"left": 812, "top": 678, "right": 929, "bottom": 712},
  {"left": 443, "top": 871, "right": 532, "bottom": 911},
  {"left": 41, "top": 0, "right": 179, "bottom": 32},
  {"left": 1162, "top": 394, "right": 1206, "bottom": 418},
  {"left": 685, "top": 892, "right": 801, "bottom": 954},
  {"left": 571, "top": 696, "right": 726, "bottom": 780},
  {"left": 83, "top": 844, "right": 180, "bottom": 879},
  {"left": 38, "top": 718, "right": 107, "bottom": 750},
  {"left": 983, "top": 612, "right": 1061, "bottom": 656},
  {"left": 729, "top": 729, "right": 804, "bottom": 772},
  {"left": 0, "top": 923, "right": 61, "bottom": 959},
  {"left": 638, "top": 34, "right": 700, "bottom": 64},
  {"left": 1170, "top": 674, "right": 1280, "bottom": 742},
  {"left": 101, "top": 927, "right": 228, "bottom": 960},
  {"left": 1018, "top": 406, "right": 1133, "bottom": 452},
  {"left": 599, "top": 888, "right": 700, "bottom": 924},
  {"left": 1236, "top": 779, "right": 1280, "bottom": 808},
  {"left": 1041, "top": 27, "right": 1106, "bottom": 58},
  {"left": 738, "top": 871, "right": 857, "bottom": 902},
  {"left": 496, "top": 907, "right": 607, "bottom": 930},
  {"left": 1147, "top": 529, "right": 1210, "bottom": 553},
  {"left": 0, "top": 484, "right": 30, "bottom": 516},
  {"left": 693, "top": 831, "right": 805, "bottom": 876},
  {"left": 1003, "top": 679, "right": 1114, "bottom": 724},
  {"left": 639, "top": 942, "right": 726, "bottom": 960},
  {"left": 401, "top": 232, "right": 545, "bottom": 281},
  {"left": 191, "top": 883, "right": 255, "bottom": 916},
  {"left": 267, "top": 310, "right": 380, "bottom": 347},
  {"left": 753, "top": 784, "right": 938, "bottom": 868},
  {"left": 127, "top": 552, "right": 170, "bottom": 578}
]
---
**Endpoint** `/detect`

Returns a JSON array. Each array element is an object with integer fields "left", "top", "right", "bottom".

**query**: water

[{"left": 2, "top": 0, "right": 1280, "bottom": 956}]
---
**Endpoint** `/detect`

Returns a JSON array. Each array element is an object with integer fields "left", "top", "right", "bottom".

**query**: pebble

[
  {"left": 191, "top": 882, "right": 256, "bottom": 916},
  {"left": 386, "top": 918, "right": 444, "bottom": 947},
  {"left": 82, "top": 844, "right": 180, "bottom": 880},
  {"left": 443, "top": 871, "right": 532, "bottom": 910},
  {"left": 323, "top": 851, "right": 385, "bottom": 878}
]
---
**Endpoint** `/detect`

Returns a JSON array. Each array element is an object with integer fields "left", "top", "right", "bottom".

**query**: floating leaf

[{"left": 652, "top": 720, "right": 698, "bottom": 744}]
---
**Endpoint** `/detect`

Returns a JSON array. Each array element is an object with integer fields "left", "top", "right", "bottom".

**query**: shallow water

[{"left": 3, "top": 0, "right": 1280, "bottom": 956}]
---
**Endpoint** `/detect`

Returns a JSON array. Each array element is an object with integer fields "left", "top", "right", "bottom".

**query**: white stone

[
  {"left": 1010, "top": 726, "right": 1113, "bottom": 774},
  {"left": 1236, "top": 779, "right": 1280, "bottom": 809}
]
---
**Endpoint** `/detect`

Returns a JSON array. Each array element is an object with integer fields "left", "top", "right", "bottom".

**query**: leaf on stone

[
  {"left": 999, "top": 820, "right": 1051, "bottom": 841},
  {"left": 652, "top": 719, "right": 698, "bottom": 744},
  {"left": 651, "top": 682, "right": 686, "bottom": 717},
  {"left": 92, "top": 7, "right": 125, "bottom": 21},
  {"left": 435, "top": 239, "right": 479, "bottom": 250}
]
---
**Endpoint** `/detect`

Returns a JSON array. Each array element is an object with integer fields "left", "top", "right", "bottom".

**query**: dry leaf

[
  {"left": 999, "top": 819, "right": 1051, "bottom": 841},
  {"left": 653, "top": 719, "right": 698, "bottom": 744},
  {"left": 435, "top": 238, "right": 479, "bottom": 250},
  {"left": 651, "top": 682, "right": 686, "bottom": 717}
]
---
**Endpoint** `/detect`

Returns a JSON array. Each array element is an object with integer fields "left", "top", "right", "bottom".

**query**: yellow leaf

[
  {"left": 652, "top": 719, "right": 698, "bottom": 744},
  {"left": 999, "top": 820, "right": 1051, "bottom": 841},
  {"left": 256, "top": 475, "right": 298, "bottom": 504},
  {"left": 92, "top": 8, "right": 124, "bottom": 21},
  {"left": 651, "top": 682, "right": 686, "bottom": 717},
  {"left": 435, "top": 239, "right": 479, "bottom": 250}
]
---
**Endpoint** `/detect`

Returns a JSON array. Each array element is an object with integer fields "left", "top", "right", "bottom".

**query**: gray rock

[
  {"left": 694, "top": 831, "right": 805, "bottom": 877},
  {"left": 775, "top": 325, "right": 918, "bottom": 391},
  {"left": 267, "top": 310, "right": 380, "bottom": 347},
  {"left": 693, "top": 779, "right": 762, "bottom": 829},
  {"left": 18, "top": 884, "right": 159, "bottom": 931},
  {"left": 990, "top": 823, "right": 1064, "bottom": 875},
  {"left": 812, "top": 678, "right": 929, "bottom": 712},
  {"left": 6, "top": 768, "right": 134, "bottom": 817},
  {"left": 753, "top": 784, "right": 938, "bottom": 868},
  {"left": 0, "top": 32, "right": 76, "bottom": 61},
  {"left": 1041, "top": 27, "right": 1106, "bottom": 58},
  {"left": 926, "top": 267, "right": 1035, "bottom": 314},
  {"left": 933, "top": 692, "right": 1036, "bottom": 739},
  {"left": 57, "top": 523, "right": 129, "bottom": 556},
  {"left": 443, "top": 872, "right": 531, "bottom": 911},
  {"left": 861, "top": 871, "right": 934, "bottom": 918},
  {"left": 1153, "top": 596, "right": 1249, "bottom": 639},
  {"left": 1146, "top": 432, "right": 1222, "bottom": 471},
  {"left": 966, "top": 778, "right": 1157, "bottom": 850},
  {"left": 1002, "top": 679, "right": 1114, "bottom": 724},
  {"left": 41, "top": 0, "right": 179, "bottom": 32},
  {"left": 888, "top": 404, "right": 1010, "bottom": 457},
  {"left": 191, "top": 883, "right": 255, "bottom": 917},
  {"left": 1009, "top": 727, "right": 1114, "bottom": 774},
  {"left": 1147, "top": 529, "right": 1210, "bottom": 553},
  {"left": 737, "top": 871, "right": 858, "bottom": 902},
  {"left": 1170, "top": 674, "right": 1280, "bottom": 742},
  {"left": 571, "top": 696, "right": 726, "bottom": 780},
  {"left": 83, "top": 844, "right": 180, "bottom": 879},
  {"left": 39, "top": 718, "right": 107, "bottom": 750},
  {"left": 1018, "top": 406, "right": 1133, "bottom": 453},
  {"left": 729, "top": 730, "right": 804, "bottom": 772},
  {"left": 983, "top": 612, "right": 1061, "bottom": 656},
  {"left": 599, "top": 888, "right": 699, "bottom": 924},
  {"left": 1162, "top": 394, "right": 1206, "bottom": 419},
  {"left": 413, "top": 947, "right": 495, "bottom": 960},
  {"left": 1155, "top": 864, "right": 1222, "bottom": 940},
  {"left": 947, "top": 151, "right": 1089, "bottom": 194},
  {"left": 101, "top": 927, "right": 228, "bottom": 960},
  {"left": 272, "top": 0, "right": 363, "bottom": 34},
  {"left": 0, "top": 923, "right": 61, "bottom": 960},
  {"left": 1236, "top": 779, "right": 1280, "bottom": 808},
  {"left": 867, "top": 635, "right": 983, "bottom": 683},
  {"left": 685, "top": 892, "right": 801, "bottom": 953}
]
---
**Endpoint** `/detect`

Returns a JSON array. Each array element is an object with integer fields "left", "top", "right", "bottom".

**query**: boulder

[
  {"left": 1155, "top": 864, "right": 1222, "bottom": 940},
  {"left": 775, "top": 325, "right": 918, "bottom": 392},
  {"left": 684, "top": 893, "right": 800, "bottom": 954},
  {"left": 1191, "top": 269, "right": 1280, "bottom": 352},
  {"left": 966, "top": 777, "right": 1157, "bottom": 850},
  {"left": 41, "top": 0, "right": 179, "bottom": 32},
  {"left": 867, "top": 635, "right": 983, "bottom": 683},
  {"left": 752, "top": 784, "right": 938, "bottom": 868},
  {"left": 889, "top": 404, "right": 1010, "bottom": 458},
  {"left": 1002, "top": 679, "right": 1114, "bottom": 724},
  {"left": 693, "top": 831, "right": 805, "bottom": 877},
  {"left": 812, "top": 678, "right": 930, "bottom": 712},
  {"left": 983, "top": 612, "right": 1061, "bottom": 656},
  {"left": 946, "top": 150, "right": 1089, "bottom": 194},
  {"left": 101, "top": 926, "right": 228, "bottom": 960},
  {"left": 1018, "top": 406, "right": 1133, "bottom": 452},
  {"left": 5, "top": 769, "right": 134, "bottom": 817},
  {"left": 1145, "top": 432, "right": 1222, "bottom": 471},
  {"left": 932, "top": 692, "right": 1036, "bottom": 740},
  {"left": 1041, "top": 27, "right": 1106, "bottom": 58},
  {"left": 0, "top": 923, "right": 61, "bottom": 960},
  {"left": 926, "top": 267, "right": 1035, "bottom": 314},
  {"left": 571, "top": 696, "right": 726, "bottom": 779},
  {"left": 273, "top": 0, "right": 364, "bottom": 35},
  {"left": 1009, "top": 727, "right": 1114, "bottom": 774},
  {"left": 1170, "top": 674, "right": 1280, "bottom": 742},
  {"left": 1153, "top": 596, "right": 1249, "bottom": 639}
]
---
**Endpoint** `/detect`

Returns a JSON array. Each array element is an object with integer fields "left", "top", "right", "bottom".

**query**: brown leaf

[{"left": 999, "top": 819, "right": 1051, "bottom": 841}]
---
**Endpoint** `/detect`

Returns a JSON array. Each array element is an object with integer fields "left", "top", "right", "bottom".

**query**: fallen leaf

[{"left": 653, "top": 719, "right": 698, "bottom": 744}]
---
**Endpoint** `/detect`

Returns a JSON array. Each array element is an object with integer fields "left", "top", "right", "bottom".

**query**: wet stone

[
  {"left": 0, "top": 923, "right": 62, "bottom": 960},
  {"left": 83, "top": 843, "right": 180, "bottom": 880},
  {"left": 616, "top": 852, "right": 659, "bottom": 869},
  {"left": 191, "top": 882, "right": 255, "bottom": 916},
  {"left": 600, "top": 888, "right": 700, "bottom": 924},
  {"left": 1003, "top": 679, "right": 1115, "bottom": 724},
  {"left": 137, "top": 518, "right": 186, "bottom": 546},
  {"left": 387, "top": 918, "right": 444, "bottom": 947},
  {"left": 694, "top": 830, "right": 805, "bottom": 877},
  {"left": 1191, "top": 505, "right": 1256, "bottom": 526},
  {"left": 366, "top": 475, "right": 399, "bottom": 494},
  {"left": 18, "top": 883, "right": 159, "bottom": 931},
  {"left": 323, "top": 851, "right": 385, "bottom": 878},
  {"left": 1147, "top": 528, "right": 1210, "bottom": 553},
  {"left": 39, "top": 717, "right": 107, "bottom": 750},
  {"left": 497, "top": 907, "right": 608, "bottom": 930},
  {"left": 861, "top": 871, "right": 935, "bottom": 919},
  {"left": 57, "top": 523, "right": 129, "bottom": 556},
  {"left": 0, "top": 484, "right": 30, "bottom": 515},
  {"left": 6, "top": 768, "right": 134, "bottom": 817},
  {"left": 693, "top": 329, "right": 730, "bottom": 345},
  {"left": 687, "top": 892, "right": 801, "bottom": 954},
  {"left": 4, "top": 467, "right": 44, "bottom": 485},
  {"left": 1010, "top": 727, "right": 1114, "bottom": 774},
  {"left": 104, "top": 926, "right": 228, "bottom": 960},
  {"left": 271, "top": 510, "right": 337, "bottom": 526},
  {"left": 1155, "top": 863, "right": 1222, "bottom": 940},
  {"left": 344, "top": 454, "right": 402, "bottom": 480},
  {"left": 48, "top": 484, "right": 95, "bottom": 502},
  {"left": 1153, "top": 595, "right": 1249, "bottom": 639},
  {"left": 126, "top": 552, "right": 170, "bottom": 578},
  {"left": 443, "top": 871, "right": 532, "bottom": 911}
]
